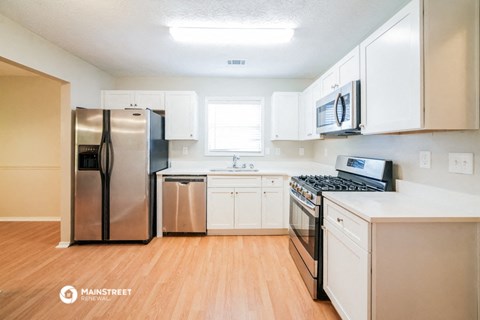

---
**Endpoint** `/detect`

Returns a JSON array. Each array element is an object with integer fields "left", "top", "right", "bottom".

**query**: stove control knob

[{"left": 306, "top": 193, "right": 313, "bottom": 200}]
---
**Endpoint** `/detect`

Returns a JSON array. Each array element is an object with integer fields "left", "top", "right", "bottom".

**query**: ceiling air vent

[{"left": 227, "top": 59, "right": 246, "bottom": 66}]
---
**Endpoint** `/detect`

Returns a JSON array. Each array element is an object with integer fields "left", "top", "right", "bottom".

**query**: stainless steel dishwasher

[{"left": 162, "top": 176, "right": 207, "bottom": 235}]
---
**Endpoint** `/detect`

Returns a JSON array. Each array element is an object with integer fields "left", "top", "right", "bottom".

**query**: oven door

[{"left": 289, "top": 189, "right": 319, "bottom": 277}]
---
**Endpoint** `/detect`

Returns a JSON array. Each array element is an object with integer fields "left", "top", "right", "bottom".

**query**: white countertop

[
  {"left": 157, "top": 161, "right": 336, "bottom": 177},
  {"left": 324, "top": 180, "right": 480, "bottom": 223}
]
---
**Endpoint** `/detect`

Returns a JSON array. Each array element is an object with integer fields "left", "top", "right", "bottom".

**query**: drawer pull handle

[{"left": 337, "top": 218, "right": 343, "bottom": 223}]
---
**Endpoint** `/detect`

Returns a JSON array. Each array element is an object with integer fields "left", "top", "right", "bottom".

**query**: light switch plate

[
  {"left": 275, "top": 148, "right": 281, "bottom": 156},
  {"left": 265, "top": 147, "right": 270, "bottom": 155},
  {"left": 182, "top": 146, "right": 188, "bottom": 155},
  {"left": 299, "top": 148, "right": 305, "bottom": 156},
  {"left": 419, "top": 151, "right": 431, "bottom": 169},
  {"left": 448, "top": 153, "right": 474, "bottom": 174}
]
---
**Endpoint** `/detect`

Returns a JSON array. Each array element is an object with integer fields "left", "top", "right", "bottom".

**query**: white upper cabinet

[
  {"left": 134, "top": 91, "right": 166, "bottom": 110},
  {"left": 271, "top": 92, "right": 300, "bottom": 140},
  {"left": 299, "top": 85, "right": 321, "bottom": 140},
  {"left": 320, "top": 46, "right": 360, "bottom": 98},
  {"left": 164, "top": 91, "right": 198, "bottom": 140},
  {"left": 319, "top": 67, "right": 338, "bottom": 98},
  {"left": 101, "top": 90, "right": 165, "bottom": 110},
  {"left": 360, "top": 0, "right": 479, "bottom": 134}
]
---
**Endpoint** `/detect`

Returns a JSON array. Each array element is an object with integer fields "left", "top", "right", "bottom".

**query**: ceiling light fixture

[{"left": 169, "top": 27, "right": 294, "bottom": 45}]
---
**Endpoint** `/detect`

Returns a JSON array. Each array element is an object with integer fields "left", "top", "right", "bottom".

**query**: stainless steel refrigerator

[{"left": 74, "top": 108, "right": 168, "bottom": 243}]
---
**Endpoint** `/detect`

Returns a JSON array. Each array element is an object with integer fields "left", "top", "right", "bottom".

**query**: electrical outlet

[
  {"left": 275, "top": 148, "right": 281, "bottom": 156},
  {"left": 299, "top": 148, "right": 305, "bottom": 156},
  {"left": 182, "top": 146, "right": 188, "bottom": 155},
  {"left": 448, "top": 153, "right": 474, "bottom": 174},
  {"left": 265, "top": 147, "right": 270, "bottom": 155},
  {"left": 419, "top": 151, "right": 431, "bottom": 169}
]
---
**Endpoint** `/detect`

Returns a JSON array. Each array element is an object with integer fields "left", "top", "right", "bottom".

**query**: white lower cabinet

[
  {"left": 234, "top": 188, "right": 262, "bottom": 229},
  {"left": 207, "top": 188, "right": 235, "bottom": 229},
  {"left": 261, "top": 188, "right": 284, "bottom": 228},
  {"left": 323, "top": 198, "right": 478, "bottom": 320},
  {"left": 324, "top": 219, "right": 370, "bottom": 320},
  {"left": 207, "top": 175, "right": 284, "bottom": 231},
  {"left": 323, "top": 200, "right": 370, "bottom": 320}
]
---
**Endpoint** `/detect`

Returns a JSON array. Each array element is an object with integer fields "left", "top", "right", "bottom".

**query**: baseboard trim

[
  {"left": 0, "top": 217, "right": 61, "bottom": 222},
  {"left": 207, "top": 228, "right": 288, "bottom": 236},
  {"left": 56, "top": 242, "right": 71, "bottom": 249}
]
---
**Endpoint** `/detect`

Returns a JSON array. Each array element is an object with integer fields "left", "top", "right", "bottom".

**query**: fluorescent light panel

[{"left": 169, "top": 27, "right": 294, "bottom": 45}]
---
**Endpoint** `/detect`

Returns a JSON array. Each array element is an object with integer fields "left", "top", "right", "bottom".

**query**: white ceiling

[{"left": 0, "top": 0, "right": 410, "bottom": 79}]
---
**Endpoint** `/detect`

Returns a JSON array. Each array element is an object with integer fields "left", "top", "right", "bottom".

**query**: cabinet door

[
  {"left": 271, "top": 92, "right": 299, "bottom": 140},
  {"left": 207, "top": 188, "right": 235, "bottom": 229},
  {"left": 234, "top": 188, "right": 262, "bottom": 229},
  {"left": 324, "top": 220, "right": 370, "bottom": 320},
  {"left": 360, "top": 0, "right": 422, "bottom": 134},
  {"left": 337, "top": 46, "right": 360, "bottom": 87},
  {"left": 300, "top": 86, "right": 320, "bottom": 140},
  {"left": 102, "top": 90, "right": 135, "bottom": 109},
  {"left": 135, "top": 91, "right": 165, "bottom": 110},
  {"left": 320, "top": 67, "right": 338, "bottom": 98},
  {"left": 165, "top": 91, "right": 198, "bottom": 140},
  {"left": 298, "top": 91, "right": 307, "bottom": 139},
  {"left": 261, "top": 188, "right": 283, "bottom": 228}
]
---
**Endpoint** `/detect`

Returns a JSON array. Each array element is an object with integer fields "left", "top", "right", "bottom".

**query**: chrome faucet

[{"left": 232, "top": 154, "right": 240, "bottom": 168}]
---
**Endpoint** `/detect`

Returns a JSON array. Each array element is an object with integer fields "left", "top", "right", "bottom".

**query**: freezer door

[
  {"left": 109, "top": 110, "right": 150, "bottom": 240},
  {"left": 74, "top": 109, "right": 103, "bottom": 241}
]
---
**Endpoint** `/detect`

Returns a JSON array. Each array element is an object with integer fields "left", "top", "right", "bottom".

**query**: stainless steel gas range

[{"left": 288, "top": 155, "right": 393, "bottom": 299}]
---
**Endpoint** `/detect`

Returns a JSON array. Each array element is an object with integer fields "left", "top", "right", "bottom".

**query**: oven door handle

[{"left": 290, "top": 190, "right": 319, "bottom": 218}]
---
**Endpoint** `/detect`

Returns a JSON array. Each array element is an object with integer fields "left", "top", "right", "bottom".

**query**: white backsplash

[{"left": 313, "top": 130, "right": 480, "bottom": 196}]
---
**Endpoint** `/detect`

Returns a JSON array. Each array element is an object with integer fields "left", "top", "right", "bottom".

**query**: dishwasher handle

[{"left": 163, "top": 176, "right": 206, "bottom": 183}]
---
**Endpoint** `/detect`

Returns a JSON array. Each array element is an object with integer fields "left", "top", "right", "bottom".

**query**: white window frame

[{"left": 205, "top": 96, "right": 265, "bottom": 157}]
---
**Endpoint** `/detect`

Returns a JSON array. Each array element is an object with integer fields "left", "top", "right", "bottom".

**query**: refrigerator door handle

[
  {"left": 107, "top": 140, "right": 114, "bottom": 176},
  {"left": 98, "top": 140, "right": 107, "bottom": 176}
]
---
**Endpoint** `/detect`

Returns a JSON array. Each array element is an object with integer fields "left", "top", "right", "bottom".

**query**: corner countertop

[
  {"left": 156, "top": 161, "right": 337, "bottom": 177},
  {"left": 324, "top": 180, "right": 480, "bottom": 223}
]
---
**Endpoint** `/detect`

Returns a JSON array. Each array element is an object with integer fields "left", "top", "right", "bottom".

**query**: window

[{"left": 206, "top": 97, "right": 264, "bottom": 156}]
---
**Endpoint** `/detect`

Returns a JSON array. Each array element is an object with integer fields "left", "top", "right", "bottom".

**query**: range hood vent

[{"left": 227, "top": 59, "right": 246, "bottom": 65}]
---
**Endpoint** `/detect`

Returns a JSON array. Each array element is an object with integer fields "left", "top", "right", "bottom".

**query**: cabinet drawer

[
  {"left": 261, "top": 176, "right": 283, "bottom": 188},
  {"left": 324, "top": 199, "right": 370, "bottom": 251},
  {"left": 208, "top": 176, "right": 261, "bottom": 188}
]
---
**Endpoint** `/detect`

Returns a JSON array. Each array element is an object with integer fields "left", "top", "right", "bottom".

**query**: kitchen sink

[{"left": 209, "top": 168, "right": 259, "bottom": 172}]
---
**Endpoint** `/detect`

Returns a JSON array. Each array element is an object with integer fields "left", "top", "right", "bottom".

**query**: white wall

[
  {"left": 0, "top": 14, "right": 114, "bottom": 106},
  {"left": 313, "top": 130, "right": 480, "bottom": 196},
  {"left": 0, "top": 13, "right": 115, "bottom": 245},
  {"left": 115, "top": 76, "right": 315, "bottom": 163}
]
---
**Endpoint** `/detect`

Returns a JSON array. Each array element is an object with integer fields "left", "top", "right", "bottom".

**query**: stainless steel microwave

[{"left": 316, "top": 80, "right": 360, "bottom": 135}]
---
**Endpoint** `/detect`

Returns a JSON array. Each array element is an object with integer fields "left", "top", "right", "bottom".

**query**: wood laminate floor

[{"left": 0, "top": 222, "right": 340, "bottom": 320}]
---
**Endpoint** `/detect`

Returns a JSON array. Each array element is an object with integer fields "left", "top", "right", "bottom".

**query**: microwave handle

[
  {"left": 334, "top": 93, "right": 347, "bottom": 127},
  {"left": 334, "top": 93, "right": 342, "bottom": 127}
]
